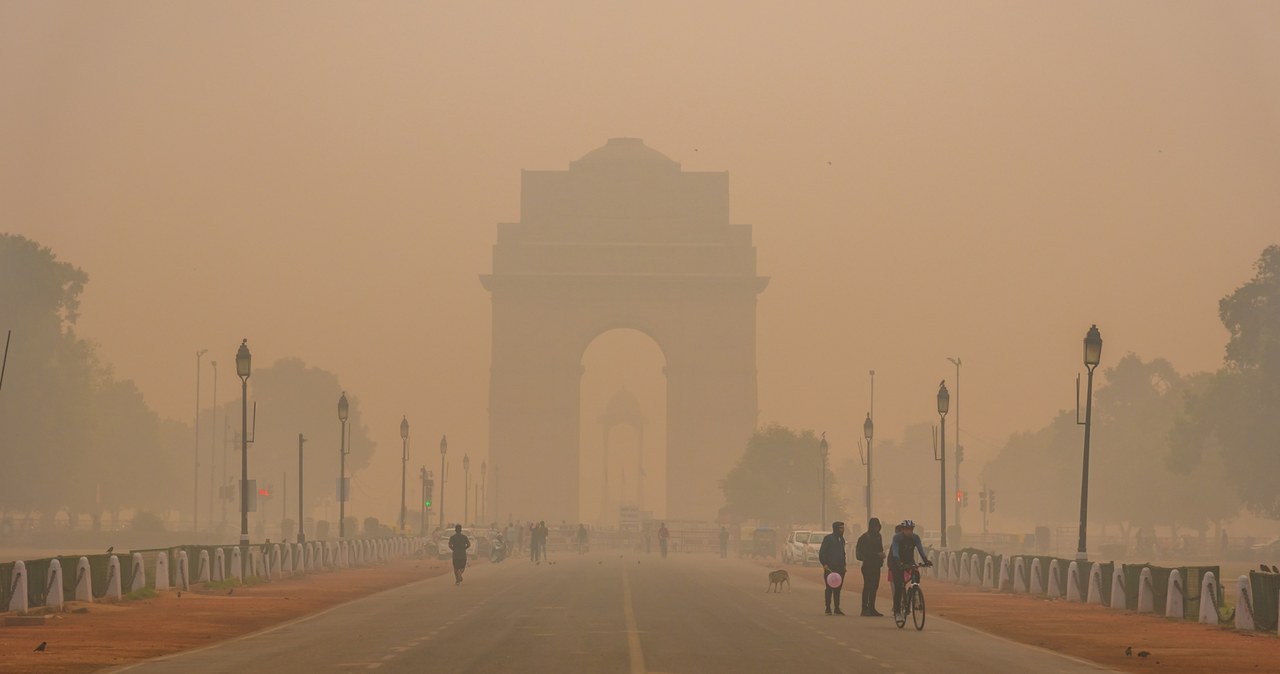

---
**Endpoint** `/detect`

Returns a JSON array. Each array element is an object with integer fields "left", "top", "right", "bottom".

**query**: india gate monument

[{"left": 482, "top": 138, "right": 768, "bottom": 523}]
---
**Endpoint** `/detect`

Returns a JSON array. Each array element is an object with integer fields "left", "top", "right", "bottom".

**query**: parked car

[
  {"left": 782, "top": 530, "right": 810, "bottom": 565},
  {"left": 802, "top": 531, "right": 826, "bottom": 566}
]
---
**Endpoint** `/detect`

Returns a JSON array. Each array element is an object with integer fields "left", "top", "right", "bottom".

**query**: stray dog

[{"left": 767, "top": 569, "right": 791, "bottom": 593}]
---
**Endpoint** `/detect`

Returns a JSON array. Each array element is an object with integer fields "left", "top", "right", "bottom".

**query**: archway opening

[{"left": 579, "top": 329, "right": 667, "bottom": 526}]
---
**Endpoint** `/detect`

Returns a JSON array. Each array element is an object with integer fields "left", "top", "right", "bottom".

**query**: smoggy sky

[{"left": 3, "top": 2, "right": 1278, "bottom": 521}]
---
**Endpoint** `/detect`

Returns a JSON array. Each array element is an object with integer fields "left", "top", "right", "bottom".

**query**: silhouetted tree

[{"left": 720, "top": 424, "right": 846, "bottom": 526}]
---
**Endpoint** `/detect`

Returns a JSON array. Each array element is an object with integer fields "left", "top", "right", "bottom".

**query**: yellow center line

[{"left": 622, "top": 570, "right": 647, "bottom": 674}]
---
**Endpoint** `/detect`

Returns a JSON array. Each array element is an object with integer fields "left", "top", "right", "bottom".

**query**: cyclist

[{"left": 887, "top": 520, "right": 931, "bottom": 621}]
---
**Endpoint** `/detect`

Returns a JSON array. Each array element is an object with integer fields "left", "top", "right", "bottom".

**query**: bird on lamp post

[
  {"left": 1076, "top": 325, "right": 1103, "bottom": 560},
  {"left": 936, "top": 381, "right": 950, "bottom": 549},
  {"left": 235, "top": 340, "right": 252, "bottom": 554}
]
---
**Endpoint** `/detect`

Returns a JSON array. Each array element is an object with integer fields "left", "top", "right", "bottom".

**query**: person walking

[
  {"left": 819, "top": 521, "right": 848, "bottom": 615},
  {"left": 658, "top": 522, "right": 670, "bottom": 559},
  {"left": 536, "top": 520, "right": 549, "bottom": 562},
  {"left": 854, "top": 517, "right": 885, "bottom": 616},
  {"left": 718, "top": 526, "right": 730, "bottom": 559},
  {"left": 448, "top": 524, "right": 471, "bottom": 585},
  {"left": 577, "top": 524, "right": 589, "bottom": 554}
]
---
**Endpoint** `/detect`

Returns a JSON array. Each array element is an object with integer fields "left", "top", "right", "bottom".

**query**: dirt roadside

[
  {"left": 776, "top": 560, "right": 1278, "bottom": 674},
  {"left": 0, "top": 558, "right": 455, "bottom": 673}
]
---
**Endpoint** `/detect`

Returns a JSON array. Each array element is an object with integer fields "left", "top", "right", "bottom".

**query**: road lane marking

[{"left": 622, "top": 570, "right": 647, "bottom": 674}]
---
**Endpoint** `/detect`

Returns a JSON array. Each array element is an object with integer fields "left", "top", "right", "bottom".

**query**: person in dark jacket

[
  {"left": 448, "top": 524, "right": 471, "bottom": 585},
  {"left": 854, "top": 517, "right": 885, "bottom": 616},
  {"left": 818, "top": 521, "right": 848, "bottom": 615}
]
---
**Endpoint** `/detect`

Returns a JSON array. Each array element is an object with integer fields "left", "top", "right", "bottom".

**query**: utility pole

[
  {"left": 194, "top": 348, "right": 207, "bottom": 533},
  {"left": 209, "top": 361, "right": 218, "bottom": 534}
]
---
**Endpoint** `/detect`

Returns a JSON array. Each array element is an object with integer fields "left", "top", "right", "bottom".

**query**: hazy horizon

[{"left": 3, "top": 1, "right": 1278, "bottom": 528}]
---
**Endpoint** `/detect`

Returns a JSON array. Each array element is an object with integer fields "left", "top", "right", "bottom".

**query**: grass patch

[{"left": 125, "top": 587, "right": 158, "bottom": 601}]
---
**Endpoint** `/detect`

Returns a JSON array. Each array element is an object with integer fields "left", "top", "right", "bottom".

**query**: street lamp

[
  {"left": 400, "top": 416, "right": 410, "bottom": 533},
  {"left": 338, "top": 392, "right": 349, "bottom": 538},
  {"left": 194, "top": 349, "right": 207, "bottom": 535},
  {"left": 463, "top": 453, "right": 471, "bottom": 526},
  {"left": 420, "top": 466, "right": 429, "bottom": 535},
  {"left": 235, "top": 339, "right": 251, "bottom": 549},
  {"left": 1076, "top": 324, "right": 1103, "bottom": 560},
  {"left": 818, "top": 433, "right": 829, "bottom": 525},
  {"left": 947, "top": 357, "right": 962, "bottom": 530},
  {"left": 863, "top": 413, "right": 874, "bottom": 521},
  {"left": 480, "top": 460, "right": 488, "bottom": 525},
  {"left": 936, "top": 380, "right": 950, "bottom": 548},
  {"left": 439, "top": 435, "right": 448, "bottom": 528},
  {"left": 297, "top": 433, "right": 307, "bottom": 543}
]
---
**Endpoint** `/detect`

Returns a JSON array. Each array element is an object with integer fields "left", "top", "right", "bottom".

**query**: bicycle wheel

[
  {"left": 910, "top": 586, "right": 926, "bottom": 631},
  {"left": 894, "top": 595, "right": 907, "bottom": 629}
]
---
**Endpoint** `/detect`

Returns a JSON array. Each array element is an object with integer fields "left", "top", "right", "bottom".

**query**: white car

[
  {"left": 802, "top": 531, "right": 826, "bottom": 566},
  {"left": 783, "top": 530, "right": 810, "bottom": 565}
]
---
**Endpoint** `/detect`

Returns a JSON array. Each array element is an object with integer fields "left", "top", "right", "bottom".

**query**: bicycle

[{"left": 894, "top": 562, "right": 931, "bottom": 631}]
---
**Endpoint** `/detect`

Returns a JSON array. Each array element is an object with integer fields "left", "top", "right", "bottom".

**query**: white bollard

[
  {"left": 958, "top": 554, "right": 970, "bottom": 584},
  {"left": 1234, "top": 576, "right": 1254, "bottom": 631},
  {"left": 9, "top": 560, "right": 29, "bottom": 613},
  {"left": 130, "top": 552, "right": 147, "bottom": 593},
  {"left": 998, "top": 557, "right": 1011, "bottom": 592},
  {"left": 75, "top": 557, "right": 93, "bottom": 603},
  {"left": 45, "top": 559, "right": 64, "bottom": 610},
  {"left": 213, "top": 548, "right": 226, "bottom": 582},
  {"left": 1137, "top": 568, "right": 1155, "bottom": 613},
  {"left": 1066, "top": 562, "right": 1083, "bottom": 602},
  {"left": 230, "top": 547, "right": 243, "bottom": 582},
  {"left": 177, "top": 551, "right": 190, "bottom": 591},
  {"left": 1166, "top": 569, "right": 1184, "bottom": 618},
  {"left": 105, "top": 556, "right": 122, "bottom": 601},
  {"left": 1048, "top": 559, "right": 1063, "bottom": 598},
  {"left": 271, "top": 544, "right": 282, "bottom": 579},
  {"left": 198, "top": 549, "right": 211, "bottom": 583},
  {"left": 1086, "top": 563, "right": 1103, "bottom": 605},
  {"left": 1198, "top": 572, "right": 1218, "bottom": 624},
  {"left": 948, "top": 552, "right": 958, "bottom": 582},
  {"left": 983, "top": 556, "right": 995, "bottom": 590},
  {"left": 1109, "top": 566, "right": 1126, "bottom": 609},
  {"left": 1013, "top": 557, "right": 1027, "bottom": 593},
  {"left": 971, "top": 556, "right": 983, "bottom": 586},
  {"left": 1031, "top": 558, "right": 1044, "bottom": 594},
  {"left": 155, "top": 552, "right": 170, "bottom": 591}
]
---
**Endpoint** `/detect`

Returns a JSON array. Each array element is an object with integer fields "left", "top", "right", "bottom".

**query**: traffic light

[
  {"left": 979, "top": 490, "right": 988, "bottom": 513},
  {"left": 956, "top": 489, "right": 963, "bottom": 505},
  {"left": 989, "top": 490, "right": 996, "bottom": 513},
  {"left": 425, "top": 478, "right": 434, "bottom": 508}
]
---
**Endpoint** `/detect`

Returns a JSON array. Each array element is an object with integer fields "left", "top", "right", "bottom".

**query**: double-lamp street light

[
  {"left": 935, "top": 380, "right": 950, "bottom": 549},
  {"left": 338, "top": 392, "right": 349, "bottom": 538},
  {"left": 1076, "top": 325, "right": 1103, "bottom": 560},
  {"left": 400, "top": 416, "right": 410, "bottom": 532}
]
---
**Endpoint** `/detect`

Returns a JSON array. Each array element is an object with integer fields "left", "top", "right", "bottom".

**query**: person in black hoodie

[
  {"left": 818, "top": 521, "right": 847, "bottom": 615},
  {"left": 855, "top": 517, "right": 885, "bottom": 616}
]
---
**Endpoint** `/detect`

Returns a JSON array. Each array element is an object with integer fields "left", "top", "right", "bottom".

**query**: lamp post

[
  {"left": 818, "top": 433, "right": 829, "bottom": 525},
  {"left": 297, "top": 433, "right": 306, "bottom": 543},
  {"left": 463, "top": 453, "right": 471, "bottom": 526},
  {"left": 420, "top": 466, "right": 429, "bottom": 535},
  {"left": 480, "top": 460, "right": 488, "bottom": 525},
  {"left": 194, "top": 349, "right": 207, "bottom": 534},
  {"left": 338, "top": 392, "right": 349, "bottom": 538},
  {"left": 209, "top": 360, "right": 217, "bottom": 533},
  {"left": 1076, "top": 325, "right": 1103, "bottom": 561},
  {"left": 400, "top": 416, "right": 410, "bottom": 533},
  {"left": 947, "top": 357, "right": 962, "bottom": 530},
  {"left": 863, "top": 413, "right": 874, "bottom": 521},
  {"left": 936, "top": 380, "right": 949, "bottom": 548},
  {"left": 235, "top": 340, "right": 251, "bottom": 548},
  {"left": 439, "top": 435, "right": 448, "bottom": 528}
]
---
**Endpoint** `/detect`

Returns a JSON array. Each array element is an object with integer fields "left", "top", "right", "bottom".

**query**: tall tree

[
  {"left": 720, "top": 424, "right": 846, "bottom": 526},
  {"left": 1171, "top": 245, "right": 1280, "bottom": 517}
]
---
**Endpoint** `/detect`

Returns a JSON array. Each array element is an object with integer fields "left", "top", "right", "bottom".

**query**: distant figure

[
  {"left": 658, "top": 523, "right": 670, "bottom": 559},
  {"left": 537, "top": 520, "right": 550, "bottom": 562},
  {"left": 577, "top": 524, "right": 589, "bottom": 554},
  {"left": 888, "top": 520, "right": 931, "bottom": 622},
  {"left": 643, "top": 526, "right": 652, "bottom": 555},
  {"left": 855, "top": 517, "right": 885, "bottom": 616},
  {"left": 819, "top": 521, "right": 848, "bottom": 616},
  {"left": 448, "top": 524, "right": 471, "bottom": 584},
  {"left": 529, "top": 522, "right": 540, "bottom": 563},
  {"left": 719, "top": 526, "right": 730, "bottom": 559}
]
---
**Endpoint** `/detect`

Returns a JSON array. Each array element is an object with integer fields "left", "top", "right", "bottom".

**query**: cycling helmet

[{"left": 900, "top": 519, "right": 916, "bottom": 528}]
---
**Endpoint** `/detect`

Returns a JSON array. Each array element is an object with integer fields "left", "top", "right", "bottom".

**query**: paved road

[{"left": 112, "top": 551, "right": 1113, "bottom": 673}]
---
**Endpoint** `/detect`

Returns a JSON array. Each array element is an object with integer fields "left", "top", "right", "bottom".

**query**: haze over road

[{"left": 113, "top": 554, "right": 1111, "bottom": 674}]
